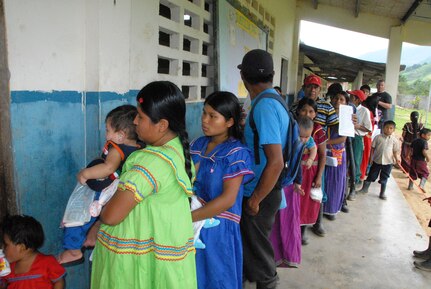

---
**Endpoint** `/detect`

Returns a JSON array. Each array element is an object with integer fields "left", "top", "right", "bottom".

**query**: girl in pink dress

[{"left": 296, "top": 98, "right": 327, "bottom": 244}]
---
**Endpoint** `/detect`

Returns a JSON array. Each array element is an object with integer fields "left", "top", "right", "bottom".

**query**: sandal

[{"left": 58, "top": 247, "right": 85, "bottom": 267}]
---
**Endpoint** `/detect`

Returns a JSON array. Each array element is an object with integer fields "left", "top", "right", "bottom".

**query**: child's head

[
  {"left": 410, "top": 111, "right": 419, "bottom": 123},
  {"left": 297, "top": 116, "right": 314, "bottom": 144},
  {"left": 203, "top": 91, "right": 242, "bottom": 140},
  {"left": 297, "top": 98, "right": 317, "bottom": 120},
  {"left": 420, "top": 128, "right": 431, "bottom": 141},
  {"left": 347, "top": 90, "right": 366, "bottom": 106},
  {"left": 326, "top": 82, "right": 343, "bottom": 99},
  {"left": 135, "top": 81, "right": 192, "bottom": 180},
  {"left": 1, "top": 215, "right": 44, "bottom": 263},
  {"left": 360, "top": 84, "right": 371, "bottom": 97},
  {"left": 331, "top": 91, "right": 349, "bottom": 109},
  {"left": 383, "top": 120, "right": 396, "bottom": 136},
  {"left": 105, "top": 105, "right": 138, "bottom": 144}
]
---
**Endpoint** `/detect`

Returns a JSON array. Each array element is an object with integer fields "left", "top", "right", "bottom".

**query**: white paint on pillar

[{"left": 385, "top": 26, "right": 402, "bottom": 108}]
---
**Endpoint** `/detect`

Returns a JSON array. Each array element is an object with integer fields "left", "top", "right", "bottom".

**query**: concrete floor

[{"left": 245, "top": 177, "right": 431, "bottom": 289}]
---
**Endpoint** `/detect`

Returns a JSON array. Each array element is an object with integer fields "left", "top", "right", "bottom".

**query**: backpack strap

[{"left": 248, "top": 92, "right": 291, "bottom": 165}]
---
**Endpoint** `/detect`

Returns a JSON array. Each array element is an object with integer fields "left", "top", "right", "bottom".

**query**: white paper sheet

[{"left": 338, "top": 104, "right": 355, "bottom": 137}]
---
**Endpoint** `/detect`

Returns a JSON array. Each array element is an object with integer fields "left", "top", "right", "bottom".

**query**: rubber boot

[
  {"left": 355, "top": 180, "right": 363, "bottom": 190},
  {"left": 408, "top": 180, "right": 414, "bottom": 190},
  {"left": 414, "top": 237, "right": 431, "bottom": 259},
  {"left": 341, "top": 194, "right": 349, "bottom": 213},
  {"left": 379, "top": 183, "right": 387, "bottom": 200},
  {"left": 301, "top": 225, "right": 309, "bottom": 245},
  {"left": 414, "top": 258, "right": 431, "bottom": 272},
  {"left": 358, "top": 181, "right": 371, "bottom": 194},
  {"left": 312, "top": 203, "right": 326, "bottom": 237},
  {"left": 420, "top": 178, "right": 427, "bottom": 189},
  {"left": 347, "top": 186, "right": 357, "bottom": 201}
]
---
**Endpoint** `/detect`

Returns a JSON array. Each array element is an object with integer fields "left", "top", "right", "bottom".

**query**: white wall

[
  {"left": 129, "top": 0, "right": 159, "bottom": 90},
  {"left": 98, "top": 1, "right": 132, "bottom": 93},
  {"left": 5, "top": 0, "right": 161, "bottom": 94},
  {"left": 5, "top": 0, "right": 86, "bottom": 91}
]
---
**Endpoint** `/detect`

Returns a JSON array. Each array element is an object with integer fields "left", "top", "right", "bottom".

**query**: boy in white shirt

[
  {"left": 347, "top": 90, "right": 372, "bottom": 200},
  {"left": 358, "top": 120, "right": 400, "bottom": 200}
]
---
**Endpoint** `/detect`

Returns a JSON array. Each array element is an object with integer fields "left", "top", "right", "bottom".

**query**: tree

[
  {"left": 411, "top": 95, "right": 421, "bottom": 109},
  {"left": 398, "top": 74, "right": 411, "bottom": 95}
]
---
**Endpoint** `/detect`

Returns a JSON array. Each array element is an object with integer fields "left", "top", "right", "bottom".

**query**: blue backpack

[{"left": 249, "top": 92, "right": 305, "bottom": 187}]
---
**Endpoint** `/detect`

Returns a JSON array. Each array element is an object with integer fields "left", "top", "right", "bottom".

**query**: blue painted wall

[{"left": 10, "top": 90, "right": 203, "bottom": 289}]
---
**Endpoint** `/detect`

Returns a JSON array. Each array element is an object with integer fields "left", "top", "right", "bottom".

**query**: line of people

[{"left": 0, "top": 48, "right": 423, "bottom": 289}]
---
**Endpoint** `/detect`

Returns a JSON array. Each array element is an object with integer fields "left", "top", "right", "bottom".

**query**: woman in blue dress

[{"left": 191, "top": 91, "right": 254, "bottom": 289}]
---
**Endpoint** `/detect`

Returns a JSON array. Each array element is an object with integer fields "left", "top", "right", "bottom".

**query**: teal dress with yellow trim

[{"left": 91, "top": 137, "right": 197, "bottom": 289}]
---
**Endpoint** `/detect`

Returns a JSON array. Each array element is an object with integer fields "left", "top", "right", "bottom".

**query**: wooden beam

[{"left": 401, "top": 0, "right": 423, "bottom": 23}]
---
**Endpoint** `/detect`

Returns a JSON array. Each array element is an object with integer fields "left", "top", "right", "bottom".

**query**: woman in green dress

[{"left": 91, "top": 81, "right": 197, "bottom": 289}]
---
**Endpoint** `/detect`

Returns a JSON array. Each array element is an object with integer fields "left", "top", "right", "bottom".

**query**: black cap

[{"left": 237, "top": 49, "right": 274, "bottom": 77}]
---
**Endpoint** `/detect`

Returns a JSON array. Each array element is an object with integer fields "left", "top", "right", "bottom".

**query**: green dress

[{"left": 91, "top": 137, "right": 197, "bottom": 289}]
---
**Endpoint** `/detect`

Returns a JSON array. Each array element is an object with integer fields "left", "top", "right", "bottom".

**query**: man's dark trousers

[{"left": 241, "top": 188, "right": 281, "bottom": 289}]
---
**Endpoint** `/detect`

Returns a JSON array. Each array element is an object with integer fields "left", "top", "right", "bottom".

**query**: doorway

[
  {"left": 280, "top": 58, "right": 289, "bottom": 93},
  {"left": 280, "top": 58, "right": 293, "bottom": 106}
]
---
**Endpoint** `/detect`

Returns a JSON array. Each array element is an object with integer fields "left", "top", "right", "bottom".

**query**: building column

[
  {"left": 385, "top": 25, "right": 403, "bottom": 119},
  {"left": 353, "top": 70, "right": 363, "bottom": 90},
  {"left": 290, "top": 15, "right": 301, "bottom": 98}
]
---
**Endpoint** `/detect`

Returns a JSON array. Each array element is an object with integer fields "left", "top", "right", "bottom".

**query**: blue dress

[{"left": 191, "top": 137, "right": 254, "bottom": 289}]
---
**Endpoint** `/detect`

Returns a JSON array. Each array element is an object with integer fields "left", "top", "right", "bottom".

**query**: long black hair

[
  {"left": 136, "top": 81, "right": 193, "bottom": 181},
  {"left": 411, "top": 111, "right": 420, "bottom": 139},
  {"left": 204, "top": 91, "right": 243, "bottom": 140}
]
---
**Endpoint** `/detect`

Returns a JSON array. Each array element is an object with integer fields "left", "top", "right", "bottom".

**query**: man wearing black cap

[{"left": 238, "top": 49, "right": 289, "bottom": 289}]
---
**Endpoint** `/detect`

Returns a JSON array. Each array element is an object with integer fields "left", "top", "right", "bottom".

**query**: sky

[{"left": 299, "top": 20, "right": 417, "bottom": 61}]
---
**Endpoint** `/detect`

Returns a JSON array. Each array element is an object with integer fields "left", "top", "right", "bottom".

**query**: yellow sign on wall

[{"left": 236, "top": 11, "right": 259, "bottom": 39}]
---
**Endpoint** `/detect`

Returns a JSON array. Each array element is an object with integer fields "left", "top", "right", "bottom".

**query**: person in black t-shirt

[
  {"left": 408, "top": 128, "right": 431, "bottom": 190},
  {"left": 372, "top": 80, "right": 392, "bottom": 129}
]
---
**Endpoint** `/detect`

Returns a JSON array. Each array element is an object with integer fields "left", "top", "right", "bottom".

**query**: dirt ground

[{"left": 392, "top": 166, "right": 431, "bottom": 236}]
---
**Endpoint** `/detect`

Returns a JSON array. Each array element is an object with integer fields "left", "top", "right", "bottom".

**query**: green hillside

[
  {"left": 402, "top": 62, "right": 431, "bottom": 84},
  {"left": 399, "top": 62, "right": 431, "bottom": 96}
]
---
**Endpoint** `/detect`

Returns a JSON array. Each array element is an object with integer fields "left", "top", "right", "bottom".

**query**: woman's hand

[
  {"left": 305, "top": 158, "right": 313, "bottom": 169},
  {"left": 294, "top": 183, "right": 305, "bottom": 196},
  {"left": 245, "top": 195, "right": 260, "bottom": 216},
  {"left": 312, "top": 177, "right": 322, "bottom": 188}
]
